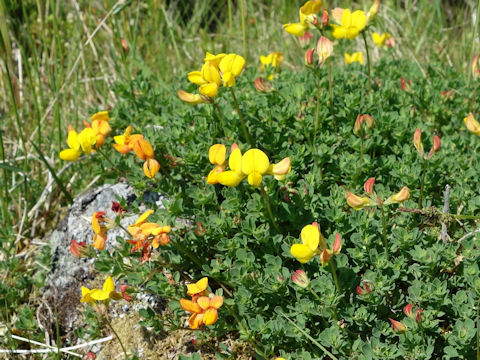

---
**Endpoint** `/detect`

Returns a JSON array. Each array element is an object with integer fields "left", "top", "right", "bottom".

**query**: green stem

[
  {"left": 418, "top": 159, "right": 428, "bottom": 209},
  {"left": 450, "top": 214, "right": 480, "bottom": 220},
  {"left": 278, "top": 311, "right": 339, "bottom": 360},
  {"left": 104, "top": 317, "right": 128, "bottom": 359},
  {"left": 169, "top": 239, "right": 204, "bottom": 269},
  {"left": 477, "top": 299, "right": 480, "bottom": 360},
  {"left": 240, "top": 0, "right": 248, "bottom": 62},
  {"left": 260, "top": 186, "right": 281, "bottom": 233},
  {"left": 313, "top": 73, "right": 321, "bottom": 146},
  {"left": 361, "top": 31, "right": 372, "bottom": 92},
  {"left": 229, "top": 87, "right": 253, "bottom": 146},
  {"left": 96, "top": 147, "right": 117, "bottom": 170},
  {"left": 327, "top": 61, "right": 335, "bottom": 123},
  {"left": 212, "top": 100, "right": 226, "bottom": 132},
  {"left": 353, "top": 137, "right": 365, "bottom": 186},
  {"left": 225, "top": 304, "right": 268, "bottom": 359},
  {"left": 227, "top": 0, "right": 233, "bottom": 47},
  {"left": 329, "top": 259, "right": 341, "bottom": 296},
  {"left": 380, "top": 204, "right": 389, "bottom": 258}
]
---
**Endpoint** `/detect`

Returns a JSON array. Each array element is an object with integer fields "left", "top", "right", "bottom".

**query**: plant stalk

[
  {"left": 418, "top": 158, "right": 428, "bottom": 209},
  {"left": 380, "top": 204, "right": 389, "bottom": 258},
  {"left": 104, "top": 317, "right": 128, "bottom": 359},
  {"left": 361, "top": 31, "right": 372, "bottom": 92},
  {"left": 329, "top": 259, "right": 341, "bottom": 295},
  {"left": 260, "top": 186, "right": 281, "bottom": 233},
  {"left": 229, "top": 87, "right": 253, "bottom": 146}
]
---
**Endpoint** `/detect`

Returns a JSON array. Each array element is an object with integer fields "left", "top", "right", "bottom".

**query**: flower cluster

[
  {"left": 206, "top": 143, "right": 291, "bottom": 187},
  {"left": 354, "top": 114, "right": 375, "bottom": 135},
  {"left": 290, "top": 222, "right": 341, "bottom": 266},
  {"left": 413, "top": 128, "right": 441, "bottom": 160},
  {"left": 179, "top": 277, "right": 223, "bottom": 329},
  {"left": 81, "top": 276, "right": 131, "bottom": 305},
  {"left": 178, "top": 52, "right": 246, "bottom": 105},
  {"left": 283, "top": 0, "right": 323, "bottom": 37},
  {"left": 346, "top": 178, "right": 410, "bottom": 210},
  {"left": 305, "top": 36, "right": 333, "bottom": 67},
  {"left": 113, "top": 126, "right": 160, "bottom": 178},
  {"left": 127, "top": 210, "right": 171, "bottom": 261},
  {"left": 59, "top": 111, "right": 110, "bottom": 161},
  {"left": 331, "top": 8, "right": 367, "bottom": 40}
]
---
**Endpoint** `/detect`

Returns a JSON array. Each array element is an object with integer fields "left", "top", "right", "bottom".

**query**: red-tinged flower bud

[
  {"left": 111, "top": 201, "right": 125, "bottom": 214},
  {"left": 357, "top": 280, "right": 373, "bottom": 295},
  {"left": 305, "top": 48, "right": 315, "bottom": 66},
  {"left": 364, "top": 177, "right": 375, "bottom": 195},
  {"left": 254, "top": 77, "right": 274, "bottom": 93},
  {"left": 400, "top": 78, "right": 412, "bottom": 92},
  {"left": 119, "top": 284, "right": 133, "bottom": 302},
  {"left": 472, "top": 54, "right": 479, "bottom": 79},
  {"left": 70, "top": 239, "right": 89, "bottom": 258},
  {"left": 191, "top": 339, "right": 198, "bottom": 345},
  {"left": 427, "top": 135, "right": 441, "bottom": 159},
  {"left": 230, "top": 142, "right": 239, "bottom": 152},
  {"left": 413, "top": 128, "right": 424, "bottom": 156},
  {"left": 389, "top": 318, "right": 407, "bottom": 333},
  {"left": 415, "top": 308, "right": 423, "bottom": 322},
  {"left": 320, "top": 249, "right": 332, "bottom": 267},
  {"left": 385, "top": 186, "right": 410, "bottom": 205},
  {"left": 321, "top": 9, "right": 329, "bottom": 27},
  {"left": 86, "top": 351, "right": 97, "bottom": 360},
  {"left": 385, "top": 37, "right": 395, "bottom": 48},
  {"left": 346, "top": 192, "right": 372, "bottom": 210},
  {"left": 292, "top": 270, "right": 309, "bottom": 288},
  {"left": 311, "top": 16, "right": 319, "bottom": 26},
  {"left": 121, "top": 38, "right": 128, "bottom": 54},
  {"left": 354, "top": 114, "right": 363, "bottom": 135},
  {"left": 441, "top": 90, "right": 454, "bottom": 101},
  {"left": 311, "top": 221, "right": 319, "bottom": 229},
  {"left": 403, "top": 303, "right": 413, "bottom": 318},
  {"left": 299, "top": 31, "right": 313, "bottom": 47},
  {"left": 332, "top": 234, "right": 342, "bottom": 254},
  {"left": 364, "top": 114, "right": 374, "bottom": 129},
  {"left": 316, "top": 36, "right": 333, "bottom": 66},
  {"left": 356, "top": 285, "right": 365, "bottom": 295},
  {"left": 194, "top": 221, "right": 206, "bottom": 236}
]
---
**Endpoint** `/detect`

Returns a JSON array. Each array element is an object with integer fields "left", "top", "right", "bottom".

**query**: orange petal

[
  {"left": 202, "top": 308, "right": 218, "bottom": 325},
  {"left": 179, "top": 298, "right": 202, "bottom": 313}
]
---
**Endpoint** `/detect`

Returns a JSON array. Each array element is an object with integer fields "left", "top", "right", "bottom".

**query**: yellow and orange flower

[{"left": 283, "top": 0, "right": 323, "bottom": 37}]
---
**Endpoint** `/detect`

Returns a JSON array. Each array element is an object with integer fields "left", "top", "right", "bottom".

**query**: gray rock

[{"left": 42, "top": 183, "right": 141, "bottom": 337}]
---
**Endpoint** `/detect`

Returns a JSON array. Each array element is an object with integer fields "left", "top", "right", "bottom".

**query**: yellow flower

[
  {"left": 283, "top": 0, "right": 323, "bottom": 37},
  {"left": 332, "top": 9, "right": 367, "bottom": 39},
  {"left": 217, "top": 147, "right": 246, "bottom": 187},
  {"left": 180, "top": 294, "right": 224, "bottom": 329},
  {"left": 464, "top": 113, "right": 480, "bottom": 135},
  {"left": 290, "top": 223, "right": 325, "bottom": 263},
  {"left": 372, "top": 32, "right": 391, "bottom": 47},
  {"left": 204, "top": 52, "right": 226, "bottom": 67},
  {"left": 206, "top": 144, "right": 227, "bottom": 184},
  {"left": 80, "top": 276, "right": 122, "bottom": 304},
  {"left": 59, "top": 127, "right": 97, "bottom": 161},
  {"left": 215, "top": 146, "right": 291, "bottom": 187},
  {"left": 344, "top": 52, "right": 364, "bottom": 65},
  {"left": 260, "top": 52, "right": 284, "bottom": 71},
  {"left": 143, "top": 158, "right": 160, "bottom": 178},
  {"left": 187, "top": 277, "right": 209, "bottom": 297},
  {"left": 219, "top": 53, "right": 246, "bottom": 87}
]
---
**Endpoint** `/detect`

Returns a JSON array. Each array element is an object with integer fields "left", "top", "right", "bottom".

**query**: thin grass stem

[
  {"left": 260, "top": 186, "right": 281, "bottom": 233},
  {"left": 229, "top": 87, "right": 253, "bottom": 146},
  {"left": 362, "top": 31, "right": 372, "bottom": 92}
]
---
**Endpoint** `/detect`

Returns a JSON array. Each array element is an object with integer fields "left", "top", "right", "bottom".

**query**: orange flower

[
  {"left": 180, "top": 294, "right": 224, "bottom": 329},
  {"left": 127, "top": 210, "right": 171, "bottom": 256}
]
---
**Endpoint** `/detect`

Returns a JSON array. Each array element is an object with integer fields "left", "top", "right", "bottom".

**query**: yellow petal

[
  {"left": 135, "top": 210, "right": 154, "bottom": 225},
  {"left": 102, "top": 276, "right": 115, "bottom": 294},
  {"left": 270, "top": 157, "right": 291, "bottom": 176},
  {"left": 143, "top": 158, "right": 160, "bottom": 178},
  {"left": 241, "top": 149, "right": 270, "bottom": 176},
  {"left": 209, "top": 295, "right": 224, "bottom": 309},
  {"left": 247, "top": 172, "right": 263, "bottom": 187},
  {"left": 199, "top": 82, "right": 219, "bottom": 98},
  {"left": 59, "top": 148, "right": 81, "bottom": 161},
  {"left": 300, "top": 224, "right": 320, "bottom": 252},
  {"left": 351, "top": 10, "right": 367, "bottom": 31},
  {"left": 290, "top": 244, "right": 315, "bottom": 263},
  {"left": 204, "top": 52, "right": 226, "bottom": 67},
  {"left": 230, "top": 55, "right": 246, "bottom": 76},
  {"left": 341, "top": 8, "right": 352, "bottom": 27},
  {"left": 67, "top": 130, "right": 80, "bottom": 150},
  {"left": 203, "top": 308, "right": 218, "bottom": 325},
  {"left": 221, "top": 72, "right": 236, "bottom": 87},
  {"left": 90, "top": 111, "right": 109, "bottom": 122},
  {"left": 188, "top": 313, "right": 204, "bottom": 329},
  {"left": 229, "top": 148, "right": 242, "bottom": 172},
  {"left": 209, "top": 144, "right": 226, "bottom": 165},
  {"left": 300, "top": 0, "right": 322, "bottom": 16},
  {"left": 187, "top": 277, "right": 208, "bottom": 296},
  {"left": 332, "top": 25, "right": 347, "bottom": 39},
  {"left": 217, "top": 170, "right": 245, "bottom": 187},
  {"left": 78, "top": 128, "right": 96, "bottom": 154},
  {"left": 197, "top": 296, "right": 210, "bottom": 310},
  {"left": 89, "top": 289, "right": 110, "bottom": 301},
  {"left": 201, "top": 62, "right": 221, "bottom": 86},
  {"left": 283, "top": 22, "right": 308, "bottom": 37},
  {"left": 187, "top": 71, "right": 207, "bottom": 86}
]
